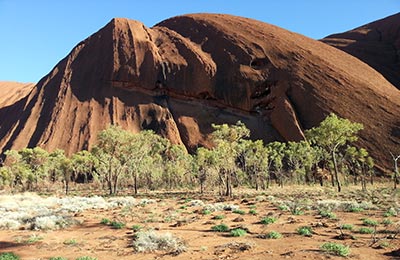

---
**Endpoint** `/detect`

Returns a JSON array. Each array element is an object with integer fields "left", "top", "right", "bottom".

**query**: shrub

[
  {"left": 358, "top": 227, "right": 374, "bottom": 234},
  {"left": 110, "top": 221, "right": 125, "bottom": 229},
  {"left": 211, "top": 224, "right": 229, "bottom": 232},
  {"left": 132, "top": 224, "right": 142, "bottom": 232},
  {"left": 260, "top": 217, "right": 277, "bottom": 225},
  {"left": 230, "top": 228, "right": 247, "bottom": 237},
  {"left": 49, "top": 257, "right": 68, "bottom": 260},
  {"left": 63, "top": 238, "right": 77, "bottom": 245},
  {"left": 75, "top": 257, "right": 97, "bottom": 260},
  {"left": 213, "top": 215, "right": 225, "bottom": 220},
  {"left": 248, "top": 209, "right": 257, "bottom": 215},
  {"left": 26, "top": 234, "right": 43, "bottom": 244},
  {"left": 266, "top": 231, "right": 282, "bottom": 239},
  {"left": 382, "top": 218, "right": 393, "bottom": 225},
  {"left": 232, "top": 209, "right": 246, "bottom": 215},
  {"left": 340, "top": 224, "right": 353, "bottom": 230},
  {"left": 133, "top": 230, "right": 186, "bottom": 254},
  {"left": 202, "top": 209, "right": 212, "bottom": 215},
  {"left": 100, "top": 218, "right": 110, "bottom": 225},
  {"left": 320, "top": 242, "right": 350, "bottom": 257},
  {"left": 0, "top": 252, "right": 20, "bottom": 260},
  {"left": 383, "top": 208, "right": 397, "bottom": 217},
  {"left": 297, "top": 226, "right": 313, "bottom": 237},
  {"left": 319, "top": 210, "right": 336, "bottom": 219},
  {"left": 362, "top": 218, "right": 378, "bottom": 227}
]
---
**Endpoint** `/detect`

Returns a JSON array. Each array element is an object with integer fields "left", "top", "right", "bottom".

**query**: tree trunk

[
  {"left": 134, "top": 173, "right": 138, "bottom": 195},
  {"left": 394, "top": 161, "right": 398, "bottom": 190},
  {"left": 332, "top": 150, "right": 341, "bottom": 192}
]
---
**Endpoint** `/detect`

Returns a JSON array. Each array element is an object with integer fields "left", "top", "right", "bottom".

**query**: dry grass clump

[{"left": 133, "top": 230, "right": 186, "bottom": 255}]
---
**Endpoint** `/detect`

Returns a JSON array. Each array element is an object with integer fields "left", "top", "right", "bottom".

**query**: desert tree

[
  {"left": 306, "top": 113, "right": 363, "bottom": 192},
  {"left": 194, "top": 147, "right": 219, "bottom": 193},
  {"left": 266, "top": 141, "right": 286, "bottom": 187},
  {"left": 390, "top": 152, "right": 400, "bottom": 189}
]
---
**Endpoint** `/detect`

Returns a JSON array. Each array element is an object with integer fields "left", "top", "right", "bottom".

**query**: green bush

[
  {"left": 100, "top": 218, "right": 110, "bottom": 225},
  {"left": 383, "top": 208, "right": 397, "bottom": 217},
  {"left": 320, "top": 242, "right": 350, "bottom": 257},
  {"left": 230, "top": 228, "right": 247, "bottom": 237},
  {"left": 202, "top": 209, "right": 212, "bottom": 215},
  {"left": 297, "top": 226, "right": 313, "bottom": 237},
  {"left": 248, "top": 209, "right": 257, "bottom": 215},
  {"left": 319, "top": 210, "right": 336, "bottom": 219},
  {"left": 49, "top": 257, "right": 68, "bottom": 260},
  {"left": 75, "top": 257, "right": 98, "bottom": 260},
  {"left": 132, "top": 224, "right": 142, "bottom": 232},
  {"left": 213, "top": 215, "right": 225, "bottom": 220},
  {"left": 110, "top": 221, "right": 125, "bottom": 229},
  {"left": 0, "top": 252, "right": 20, "bottom": 260},
  {"left": 362, "top": 218, "right": 378, "bottom": 227},
  {"left": 382, "top": 218, "right": 393, "bottom": 225},
  {"left": 232, "top": 209, "right": 246, "bottom": 215},
  {"left": 358, "top": 227, "right": 374, "bottom": 234},
  {"left": 211, "top": 224, "right": 229, "bottom": 232},
  {"left": 340, "top": 224, "right": 353, "bottom": 230},
  {"left": 260, "top": 217, "right": 277, "bottom": 225},
  {"left": 347, "top": 207, "right": 364, "bottom": 213},
  {"left": 266, "top": 231, "right": 282, "bottom": 239}
]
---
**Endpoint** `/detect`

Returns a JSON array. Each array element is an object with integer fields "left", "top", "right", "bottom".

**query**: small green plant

[
  {"left": 347, "top": 207, "right": 364, "bottom": 212},
  {"left": 202, "top": 209, "right": 212, "bottom": 215},
  {"left": 383, "top": 208, "right": 397, "bottom": 217},
  {"left": 320, "top": 242, "right": 350, "bottom": 257},
  {"left": 319, "top": 210, "right": 336, "bottom": 219},
  {"left": 230, "top": 228, "right": 247, "bottom": 237},
  {"left": 358, "top": 227, "right": 374, "bottom": 234},
  {"left": 278, "top": 204, "right": 289, "bottom": 211},
  {"left": 63, "top": 238, "right": 77, "bottom": 245},
  {"left": 340, "top": 224, "right": 354, "bottom": 230},
  {"left": 100, "top": 218, "right": 110, "bottom": 225},
  {"left": 211, "top": 224, "right": 229, "bottom": 232},
  {"left": 266, "top": 231, "right": 282, "bottom": 239},
  {"left": 249, "top": 205, "right": 257, "bottom": 209},
  {"left": 26, "top": 234, "right": 43, "bottom": 244},
  {"left": 248, "top": 209, "right": 257, "bottom": 215},
  {"left": 49, "top": 257, "right": 68, "bottom": 260},
  {"left": 297, "top": 226, "right": 313, "bottom": 237},
  {"left": 110, "top": 221, "right": 126, "bottom": 229},
  {"left": 362, "top": 218, "right": 378, "bottom": 226},
  {"left": 232, "top": 209, "right": 246, "bottom": 215},
  {"left": 75, "top": 257, "right": 98, "bottom": 260},
  {"left": 213, "top": 215, "right": 225, "bottom": 220},
  {"left": 179, "top": 205, "right": 187, "bottom": 210},
  {"left": 382, "top": 218, "right": 393, "bottom": 225},
  {"left": 260, "top": 217, "right": 277, "bottom": 225},
  {"left": 0, "top": 252, "right": 20, "bottom": 260},
  {"left": 132, "top": 224, "right": 142, "bottom": 232}
]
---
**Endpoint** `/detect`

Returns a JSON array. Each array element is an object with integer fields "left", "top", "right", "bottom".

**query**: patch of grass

[
  {"left": 381, "top": 218, "right": 393, "bottom": 225},
  {"left": 266, "top": 231, "right": 282, "bottom": 239},
  {"left": 26, "top": 234, "right": 43, "bottom": 244},
  {"left": 133, "top": 230, "right": 186, "bottom": 254},
  {"left": 230, "top": 228, "right": 247, "bottom": 237},
  {"left": 320, "top": 242, "right": 350, "bottom": 257},
  {"left": 179, "top": 205, "right": 187, "bottom": 210},
  {"left": 63, "top": 238, "right": 77, "bottom": 245},
  {"left": 202, "top": 209, "right": 212, "bottom": 215},
  {"left": 75, "top": 257, "right": 97, "bottom": 260},
  {"left": 260, "top": 217, "right": 277, "bottom": 225},
  {"left": 0, "top": 252, "right": 20, "bottom": 260},
  {"left": 232, "top": 209, "right": 246, "bottom": 215},
  {"left": 110, "top": 221, "right": 125, "bottom": 229},
  {"left": 49, "top": 257, "right": 68, "bottom": 260},
  {"left": 132, "top": 224, "right": 142, "bottom": 232},
  {"left": 319, "top": 210, "right": 336, "bottom": 219},
  {"left": 383, "top": 208, "right": 397, "bottom": 217},
  {"left": 248, "top": 209, "right": 257, "bottom": 215},
  {"left": 278, "top": 204, "right": 289, "bottom": 211},
  {"left": 213, "top": 215, "right": 225, "bottom": 220},
  {"left": 340, "top": 224, "right": 354, "bottom": 230},
  {"left": 358, "top": 227, "right": 374, "bottom": 234},
  {"left": 347, "top": 207, "right": 364, "bottom": 213},
  {"left": 297, "top": 226, "right": 313, "bottom": 237},
  {"left": 362, "top": 218, "right": 378, "bottom": 227},
  {"left": 100, "top": 218, "right": 110, "bottom": 225},
  {"left": 211, "top": 224, "right": 229, "bottom": 232}
]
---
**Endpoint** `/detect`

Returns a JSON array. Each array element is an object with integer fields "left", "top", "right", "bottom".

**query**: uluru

[{"left": 0, "top": 13, "right": 399, "bottom": 171}]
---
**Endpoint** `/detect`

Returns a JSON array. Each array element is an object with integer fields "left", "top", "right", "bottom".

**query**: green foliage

[
  {"left": 230, "top": 228, "right": 247, "bottom": 237},
  {"left": 75, "top": 257, "right": 98, "bottom": 260},
  {"left": 260, "top": 217, "right": 277, "bottom": 225},
  {"left": 382, "top": 219, "right": 393, "bottom": 225},
  {"left": 132, "top": 225, "right": 142, "bottom": 232},
  {"left": 211, "top": 224, "right": 229, "bottom": 232},
  {"left": 213, "top": 215, "right": 225, "bottom": 220},
  {"left": 202, "top": 209, "right": 212, "bottom": 215},
  {"left": 362, "top": 218, "right": 378, "bottom": 226},
  {"left": 63, "top": 239, "right": 77, "bottom": 245},
  {"left": 248, "top": 209, "right": 257, "bottom": 215},
  {"left": 100, "top": 218, "right": 110, "bottom": 225},
  {"left": 110, "top": 221, "right": 125, "bottom": 229},
  {"left": 0, "top": 252, "right": 20, "bottom": 260},
  {"left": 297, "top": 226, "right": 313, "bottom": 237},
  {"left": 49, "top": 257, "right": 68, "bottom": 260},
  {"left": 358, "top": 227, "right": 374, "bottom": 234},
  {"left": 383, "top": 208, "right": 397, "bottom": 217},
  {"left": 340, "top": 224, "right": 354, "bottom": 230},
  {"left": 266, "top": 231, "right": 282, "bottom": 239},
  {"left": 319, "top": 210, "right": 336, "bottom": 219},
  {"left": 320, "top": 242, "right": 350, "bottom": 257},
  {"left": 232, "top": 209, "right": 246, "bottom": 215}
]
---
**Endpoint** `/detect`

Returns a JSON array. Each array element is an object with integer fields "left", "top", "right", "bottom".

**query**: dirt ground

[{"left": 0, "top": 185, "right": 399, "bottom": 260}]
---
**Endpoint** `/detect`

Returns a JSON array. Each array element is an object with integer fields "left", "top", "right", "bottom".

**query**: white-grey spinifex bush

[{"left": 133, "top": 230, "right": 186, "bottom": 255}]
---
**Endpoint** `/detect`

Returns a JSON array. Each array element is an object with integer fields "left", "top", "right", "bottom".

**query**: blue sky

[{"left": 0, "top": 1, "right": 399, "bottom": 83}]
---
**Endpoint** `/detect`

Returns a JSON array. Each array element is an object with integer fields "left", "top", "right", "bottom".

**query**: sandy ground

[{"left": 0, "top": 186, "right": 399, "bottom": 259}]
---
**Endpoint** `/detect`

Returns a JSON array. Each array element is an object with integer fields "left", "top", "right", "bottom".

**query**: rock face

[
  {"left": 322, "top": 12, "right": 400, "bottom": 90},
  {"left": 0, "top": 14, "right": 399, "bottom": 171}
]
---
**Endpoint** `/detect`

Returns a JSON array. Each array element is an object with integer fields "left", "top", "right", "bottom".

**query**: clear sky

[{"left": 0, "top": 0, "right": 399, "bottom": 83}]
